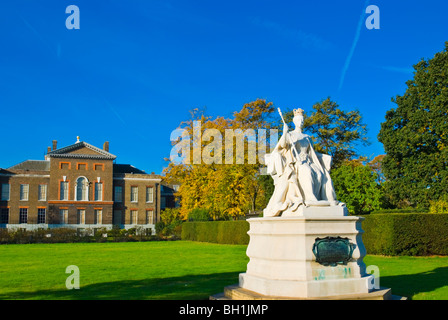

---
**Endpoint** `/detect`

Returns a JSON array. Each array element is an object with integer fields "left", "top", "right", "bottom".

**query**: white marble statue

[{"left": 264, "top": 108, "right": 341, "bottom": 217}]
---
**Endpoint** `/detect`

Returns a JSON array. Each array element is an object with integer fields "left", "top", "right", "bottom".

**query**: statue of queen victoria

[{"left": 264, "top": 108, "right": 341, "bottom": 217}]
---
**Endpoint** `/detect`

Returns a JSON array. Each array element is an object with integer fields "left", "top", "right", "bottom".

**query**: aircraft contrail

[{"left": 338, "top": 0, "right": 370, "bottom": 91}]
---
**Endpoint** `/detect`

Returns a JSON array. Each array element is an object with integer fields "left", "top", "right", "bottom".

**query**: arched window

[{"left": 76, "top": 177, "right": 89, "bottom": 201}]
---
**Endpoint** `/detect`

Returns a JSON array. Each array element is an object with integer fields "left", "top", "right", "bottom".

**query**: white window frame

[
  {"left": 20, "top": 184, "right": 29, "bottom": 201},
  {"left": 130, "top": 186, "right": 138, "bottom": 203},
  {"left": 95, "top": 182, "right": 103, "bottom": 201},
  {"left": 77, "top": 209, "right": 86, "bottom": 224},
  {"left": 94, "top": 209, "right": 102, "bottom": 224},
  {"left": 146, "top": 187, "right": 154, "bottom": 203},
  {"left": 130, "top": 210, "right": 138, "bottom": 224},
  {"left": 146, "top": 210, "right": 154, "bottom": 224},
  {"left": 60, "top": 209, "right": 68, "bottom": 224},
  {"left": 38, "top": 184, "right": 47, "bottom": 201},
  {"left": 75, "top": 177, "right": 89, "bottom": 201},
  {"left": 60, "top": 181, "right": 69, "bottom": 201}
]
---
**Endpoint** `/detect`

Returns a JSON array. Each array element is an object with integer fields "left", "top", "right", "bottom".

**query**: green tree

[
  {"left": 331, "top": 159, "right": 384, "bottom": 215},
  {"left": 157, "top": 207, "right": 183, "bottom": 238},
  {"left": 282, "top": 98, "right": 369, "bottom": 169},
  {"left": 160, "top": 207, "right": 182, "bottom": 225},
  {"left": 378, "top": 42, "right": 448, "bottom": 208}
]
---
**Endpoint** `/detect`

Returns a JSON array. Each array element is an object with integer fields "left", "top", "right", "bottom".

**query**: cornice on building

[{"left": 46, "top": 140, "right": 117, "bottom": 160}]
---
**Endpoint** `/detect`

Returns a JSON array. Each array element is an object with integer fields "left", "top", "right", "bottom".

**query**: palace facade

[{"left": 0, "top": 138, "right": 162, "bottom": 234}]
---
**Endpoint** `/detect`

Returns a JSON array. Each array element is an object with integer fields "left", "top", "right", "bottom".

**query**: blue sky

[{"left": 0, "top": 0, "right": 447, "bottom": 174}]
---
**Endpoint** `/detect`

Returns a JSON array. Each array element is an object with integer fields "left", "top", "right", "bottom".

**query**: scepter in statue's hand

[{"left": 277, "top": 108, "right": 289, "bottom": 134}]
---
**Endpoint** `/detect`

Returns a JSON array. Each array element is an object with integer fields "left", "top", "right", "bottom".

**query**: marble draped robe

[{"left": 263, "top": 134, "right": 338, "bottom": 217}]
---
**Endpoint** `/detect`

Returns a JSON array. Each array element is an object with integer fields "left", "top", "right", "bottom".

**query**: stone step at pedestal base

[{"left": 210, "top": 284, "right": 406, "bottom": 300}]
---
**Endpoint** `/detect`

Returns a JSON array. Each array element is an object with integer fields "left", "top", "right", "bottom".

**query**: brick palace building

[{"left": 0, "top": 137, "right": 162, "bottom": 234}]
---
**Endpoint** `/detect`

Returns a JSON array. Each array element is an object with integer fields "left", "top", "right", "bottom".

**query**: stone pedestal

[
  {"left": 239, "top": 206, "right": 374, "bottom": 299},
  {"left": 211, "top": 205, "right": 405, "bottom": 300}
]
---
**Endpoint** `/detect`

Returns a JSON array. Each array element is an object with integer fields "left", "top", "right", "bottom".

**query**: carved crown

[{"left": 293, "top": 108, "right": 304, "bottom": 117}]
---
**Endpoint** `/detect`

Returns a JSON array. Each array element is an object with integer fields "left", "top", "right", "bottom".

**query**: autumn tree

[
  {"left": 368, "top": 154, "right": 386, "bottom": 184},
  {"left": 164, "top": 99, "right": 275, "bottom": 220},
  {"left": 378, "top": 42, "right": 448, "bottom": 208}
]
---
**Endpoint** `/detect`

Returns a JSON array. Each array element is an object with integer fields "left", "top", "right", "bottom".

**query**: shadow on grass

[
  {"left": 4, "top": 267, "right": 448, "bottom": 300},
  {"left": 380, "top": 266, "right": 448, "bottom": 300},
  {"left": 0, "top": 272, "right": 240, "bottom": 300}
]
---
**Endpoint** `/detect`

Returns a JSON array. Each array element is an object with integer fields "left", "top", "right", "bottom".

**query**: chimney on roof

[
  {"left": 47, "top": 146, "right": 51, "bottom": 153},
  {"left": 103, "top": 141, "right": 109, "bottom": 152},
  {"left": 52, "top": 140, "right": 57, "bottom": 151}
]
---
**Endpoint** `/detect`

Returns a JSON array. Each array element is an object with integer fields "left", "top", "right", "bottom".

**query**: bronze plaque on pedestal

[{"left": 312, "top": 236, "right": 356, "bottom": 267}]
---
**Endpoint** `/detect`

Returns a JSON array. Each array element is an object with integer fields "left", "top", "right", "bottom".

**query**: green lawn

[
  {"left": 364, "top": 255, "right": 448, "bottom": 300},
  {"left": 0, "top": 241, "right": 447, "bottom": 300},
  {"left": 0, "top": 241, "right": 248, "bottom": 300}
]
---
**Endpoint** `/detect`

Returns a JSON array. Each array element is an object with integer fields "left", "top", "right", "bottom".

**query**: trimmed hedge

[
  {"left": 181, "top": 221, "right": 249, "bottom": 245},
  {"left": 370, "top": 208, "right": 428, "bottom": 214},
  {"left": 362, "top": 213, "right": 448, "bottom": 256},
  {"left": 0, "top": 228, "right": 159, "bottom": 244},
  {"left": 182, "top": 214, "right": 448, "bottom": 256}
]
